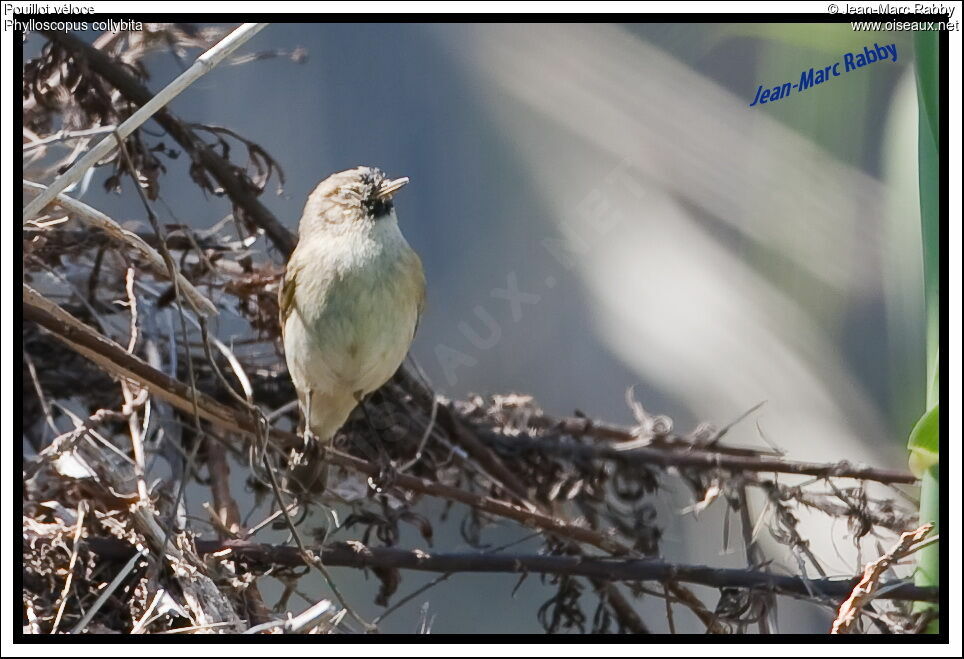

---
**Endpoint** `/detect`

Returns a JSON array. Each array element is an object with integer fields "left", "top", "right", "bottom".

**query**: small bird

[{"left": 279, "top": 166, "right": 425, "bottom": 491}]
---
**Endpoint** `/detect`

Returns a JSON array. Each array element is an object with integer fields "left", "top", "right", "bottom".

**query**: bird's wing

[
  {"left": 278, "top": 260, "right": 300, "bottom": 341},
  {"left": 415, "top": 258, "right": 426, "bottom": 318},
  {"left": 410, "top": 250, "right": 427, "bottom": 337}
]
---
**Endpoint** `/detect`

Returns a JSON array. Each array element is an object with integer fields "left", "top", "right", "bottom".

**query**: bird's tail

[{"left": 290, "top": 391, "right": 353, "bottom": 493}]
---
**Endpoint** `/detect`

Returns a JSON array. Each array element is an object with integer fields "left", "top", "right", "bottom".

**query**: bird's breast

[{"left": 283, "top": 221, "right": 423, "bottom": 397}]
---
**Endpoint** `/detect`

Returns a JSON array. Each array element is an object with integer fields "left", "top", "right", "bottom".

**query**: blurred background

[{"left": 24, "top": 22, "right": 926, "bottom": 633}]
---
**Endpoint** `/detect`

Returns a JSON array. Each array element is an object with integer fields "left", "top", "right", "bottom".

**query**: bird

[{"left": 279, "top": 166, "right": 425, "bottom": 491}]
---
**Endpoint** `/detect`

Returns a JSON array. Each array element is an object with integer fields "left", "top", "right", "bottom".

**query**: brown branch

[
  {"left": 25, "top": 286, "right": 924, "bottom": 632},
  {"left": 24, "top": 227, "right": 245, "bottom": 254},
  {"left": 24, "top": 297, "right": 924, "bottom": 633},
  {"left": 664, "top": 581, "right": 724, "bottom": 633},
  {"left": 589, "top": 580, "right": 650, "bottom": 634},
  {"left": 439, "top": 404, "right": 531, "bottom": 503},
  {"left": 19, "top": 291, "right": 731, "bottom": 633},
  {"left": 24, "top": 285, "right": 689, "bottom": 633},
  {"left": 321, "top": 444, "right": 634, "bottom": 555},
  {"left": 82, "top": 537, "right": 939, "bottom": 604},
  {"left": 28, "top": 32, "right": 917, "bottom": 493},
  {"left": 458, "top": 396, "right": 915, "bottom": 484},
  {"left": 206, "top": 434, "right": 272, "bottom": 626},
  {"left": 763, "top": 478, "right": 915, "bottom": 534},
  {"left": 23, "top": 284, "right": 633, "bottom": 558},
  {"left": 27, "top": 25, "right": 925, "bottom": 637},
  {"left": 24, "top": 406, "right": 127, "bottom": 479},
  {"left": 24, "top": 286, "right": 916, "bottom": 564},
  {"left": 394, "top": 368, "right": 532, "bottom": 504},
  {"left": 396, "top": 371, "right": 916, "bottom": 487},
  {"left": 39, "top": 29, "right": 297, "bottom": 258},
  {"left": 23, "top": 283, "right": 252, "bottom": 436},
  {"left": 462, "top": 396, "right": 781, "bottom": 458},
  {"left": 526, "top": 412, "right": 779, "bottom": 458},
  {"left": 394, "top": 372, "right": 651, "bottom": 633},
  {"left": 207, "top": 436, "right": 243, "bottom": 538},
  {"left": 473, "top": 430, "right": 917, "bottom": 485}
]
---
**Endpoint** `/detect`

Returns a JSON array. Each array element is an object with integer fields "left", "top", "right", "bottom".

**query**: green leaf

[{"left": 908, "top": 403, "right": 939, "bottom": 477}]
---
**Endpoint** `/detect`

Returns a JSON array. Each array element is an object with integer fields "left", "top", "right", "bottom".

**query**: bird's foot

[
  {"left": 301, "top": 428, "right": 318, "bottom": 455},
  {"left": 368, "top": 454, "right": 399, "bottom": 494}
]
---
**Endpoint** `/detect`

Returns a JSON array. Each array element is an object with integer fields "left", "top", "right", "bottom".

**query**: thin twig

[
  {"left": 121, "top": 267, "right": 149, "bottom": 503},
  {"left": 206, "top": 431, "right": 272, "bottom": 625},
  {"left": 737, "top": 483, "right": 772, "bottom": 633},
  {"left": 50, "top": 501, "right": 87, "bottom": 634},
  {"left": 373, "top": 531, "right": 543, "bottom": 626},
  {"left": 243, "top": 599, "right": 335, "bottom": 634},
  {"left": 37, "top": 27, "right": 296, "bottom": 257},
  {"left": 22, "top": 125, "right": 119, "bottom": 151},
  {"left": 663, "top": 583, "right": 676, "bottom": 634},
  {"left": 23, "top": 24, "right": 268, "bottom": 222},
  {"left": 259, "top": 450, "right": 375, "bottom": 632},
  {"left": 399, "top": 392, "right": 437, "bottom": 473},
  {"left": 69, "top": 548, "right": 147, "bottom": 634},
  {"left": 23, "top": 285, "right": 915, "bottom": 580},
  {"left": 831, "top": 524, "right": 935, "bottom": 633},
  {"left": 24, "top": 284, "right": 929, "bottom": 634},
  {"left": 130, "top": 589, "right": 165, "bottom": 634},
  {"left": 23, "top": 180, "right": 217, "bottom": 316},
  {"left": 112, "top": 134, "right": 209, "bottom": 572},
  {"left": 84, "top": 536, "right": 939, "bottom": 604},
  {"left": 475, "top": 431, "right": 918, "bottom": 485}
]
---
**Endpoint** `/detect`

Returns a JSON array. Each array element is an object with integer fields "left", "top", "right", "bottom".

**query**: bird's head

[{"left": 299, "top": 166, "right": 409, "bottom": 236}]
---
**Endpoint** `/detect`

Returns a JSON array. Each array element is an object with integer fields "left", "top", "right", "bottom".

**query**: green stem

[{"left": 911, "top": 30, "right": 940, "bottom": 633}]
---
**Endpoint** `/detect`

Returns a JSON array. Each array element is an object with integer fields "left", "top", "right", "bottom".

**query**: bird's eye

[{"left": 364, "top": 191, "right": 394, "bottom": 219}]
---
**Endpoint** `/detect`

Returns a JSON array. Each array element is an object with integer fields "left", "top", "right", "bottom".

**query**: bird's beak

[{"left": 376, "top": 176, "right": 409, "bottom": 199}]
